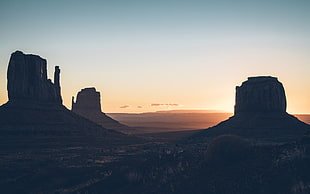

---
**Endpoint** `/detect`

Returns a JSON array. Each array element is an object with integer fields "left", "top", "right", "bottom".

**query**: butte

[
  {"left": 72, "top": 87, "right": 134, "bottom": 134},
  {"left": 191, "top": 76, "right": 310, "bottom": 143},
  {"left": 0, "top": 51, "right": 138, "bottom": 146}
]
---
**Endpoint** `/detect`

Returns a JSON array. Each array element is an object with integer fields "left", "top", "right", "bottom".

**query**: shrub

[{"left": 205, "top": 134, "right": 252, "bottom": 166}]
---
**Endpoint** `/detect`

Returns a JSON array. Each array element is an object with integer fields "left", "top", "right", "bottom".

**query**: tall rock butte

[
  {"left": 190, "top": 76, "right": 310, "bottom": 143},
  {"left": 7, "top": 51, "right": 62, "bottom": 104},
  {"left": 72, "top": 87, "right": 134, "bottom": 134},
  {"left": 0, "top": 51, "right": 137, "bottom": 143}
]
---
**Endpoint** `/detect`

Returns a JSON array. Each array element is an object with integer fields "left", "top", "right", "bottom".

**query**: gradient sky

[{"left": 0, "top": 0, "right": 309, "bottom": 113}]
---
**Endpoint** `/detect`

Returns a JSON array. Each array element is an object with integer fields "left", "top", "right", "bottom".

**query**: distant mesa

[
  {"left": 72, "top": 87, "right": 134, "bottom": 134},
  {"left": 191, "top": 76, "right": 310, "bottom": 143},
  {"left": 72, "top": 88, "right": 102, "bottom": 114},
  {"left": 0, "top": 51, "right": 134, "bottom": 143}
]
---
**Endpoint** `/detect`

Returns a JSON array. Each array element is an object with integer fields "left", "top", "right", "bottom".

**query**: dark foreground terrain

[
  {"left": 1, "top": 130, "right": 310, "bottom": 193},
  {"left": 1, "top": 106, "right": 309, "bottom": 194},
  {"left": 1, "top": 108, "right": 310, "bottom": 193}
]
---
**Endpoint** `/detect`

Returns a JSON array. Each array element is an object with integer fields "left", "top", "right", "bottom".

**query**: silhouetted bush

[{"left": 205, "top": 134, "right": 252, "bottom": 166}]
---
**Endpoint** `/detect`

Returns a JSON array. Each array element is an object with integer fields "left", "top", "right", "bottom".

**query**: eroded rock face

[
  {"left": 72, "top": 87, "right": 101, "bottom": 114},
  {"left": 7, "top": 51, "right": 62, "bottom": 104},
  {"left": 234, "top": 76, "right": 286, "bottom": 115}
]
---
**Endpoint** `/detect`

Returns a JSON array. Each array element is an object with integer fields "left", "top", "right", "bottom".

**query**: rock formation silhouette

[
  {"left": 234, "top": 76, "right": 286, "bottom": 114},
  {"left": 72, "top": 88, "right": 101, "bottom": 113},
  {"left": 7, "top": 51, "right": 62, "bottom": 104},
  {"left": 191, "top": 76, "right": 310, "bottom": 143},
  {"left": 72, "top": 87, "right": 134, "bottom": 134},
  {"left": 0, "top": 51, "right": 137, "bottom": 144}
]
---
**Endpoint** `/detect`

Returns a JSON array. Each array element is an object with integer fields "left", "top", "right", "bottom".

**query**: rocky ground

[{"left": 1, "top": 133, "right": 310, "bottom": 194}]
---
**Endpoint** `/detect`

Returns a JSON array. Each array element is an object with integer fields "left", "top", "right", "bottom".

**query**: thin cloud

[{"left": 151, "top": 103, "right": 179, "bottom": 107}]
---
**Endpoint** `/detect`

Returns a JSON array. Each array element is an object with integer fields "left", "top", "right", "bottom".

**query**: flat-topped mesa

[
  {"left": 7, "top": 51, "right": 62, "bottom": 104},
  {"left": 234, "top": 76, "right": 287, "bottom": 115},
  {"left": 72, "top": 87, "right": 102, "bottom": 114}
]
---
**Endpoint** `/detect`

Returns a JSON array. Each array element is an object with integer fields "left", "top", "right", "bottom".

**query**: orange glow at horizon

[{"left": 0, "top": 54, "right": 309, "bottom": 114}]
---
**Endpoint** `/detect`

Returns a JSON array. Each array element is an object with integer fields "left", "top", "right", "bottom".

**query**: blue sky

[{"left": 0, "top": 0, "right": 309, "bottom": 113}]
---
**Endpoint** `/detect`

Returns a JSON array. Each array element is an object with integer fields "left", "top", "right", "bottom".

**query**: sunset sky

[{"left": 0, "top": 0, "right": 309, "bottom": 113}]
